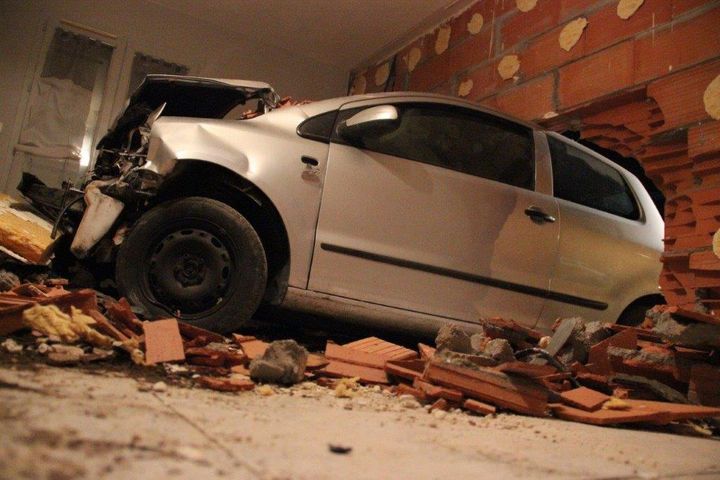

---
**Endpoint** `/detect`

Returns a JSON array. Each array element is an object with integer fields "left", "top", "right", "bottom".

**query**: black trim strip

[{"left": 320, "top": 243, "right": 608, "bottom": 311}]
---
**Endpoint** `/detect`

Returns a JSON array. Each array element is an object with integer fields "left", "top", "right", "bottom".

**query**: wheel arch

[
  {"left": 616, "top": 293, "right": 665, "bottom": 326},
  {"left": 154, "top": 159, "right": 291, "bottom": 305}
]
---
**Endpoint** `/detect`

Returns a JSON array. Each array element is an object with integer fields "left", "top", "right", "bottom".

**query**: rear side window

[
  {"left": 334, "top": 103, "right": 534, "bottom": 190},
  {"left": 548, "top": 136, "right": 640, "bottom": 220}
]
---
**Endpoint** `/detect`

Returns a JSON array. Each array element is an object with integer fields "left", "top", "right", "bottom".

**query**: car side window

[
  {"left": 297, "top": 111, "right": 337, "bottom": 142},
  {"left": 334, "top": 103, "right": 534, "bottom": 190},
  {"left": 548, "top": 135, "right": 640, "bottom": 220}
]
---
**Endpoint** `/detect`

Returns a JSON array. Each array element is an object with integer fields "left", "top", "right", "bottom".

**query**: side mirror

[{"left": 337, "top": 105, "right": 399, "bottom": 144}]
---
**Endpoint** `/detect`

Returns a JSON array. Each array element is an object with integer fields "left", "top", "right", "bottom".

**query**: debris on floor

[{"left": 1, "top": 275, "right": 719, "bottom": 437}]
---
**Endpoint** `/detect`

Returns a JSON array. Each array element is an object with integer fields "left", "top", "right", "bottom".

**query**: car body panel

[
  {"left": 307, "top": 97, "right": 561, "bottom": 326},
  {"left": 143, "top": 107, "right": 330, "bottom": 289}
]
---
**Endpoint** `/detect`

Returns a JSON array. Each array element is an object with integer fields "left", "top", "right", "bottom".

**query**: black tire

[{"left": 116, "top": 196, "right": 267, "bottom": 333}]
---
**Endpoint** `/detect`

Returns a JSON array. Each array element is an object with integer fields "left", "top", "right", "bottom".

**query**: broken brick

[
  {"left": 412, "top": 377, "right": 463, "bottom": 403},
  {"left": 0, "top": 288, "right": 97, "bottom": 336},
  {"left": 178, "top": 322, "right": 225, "bottom": 343},
  {"left": 424, "top": 361, "right": 548, "bottom": 416},
  {"left": 238, "top": 339, "right": 269, "bottom": 360},
  {"left": 106, "top": 298, "right": 144, "bottom": 335},
  {"left": 344, "top": 336, "right": 418, "bottom": 360},
  {"left": 142, "top": 319, "right": 185, "bottom": 365},
  {"left": 430, "top": 398, "right": 449, "bottom": 411},
  {"left": 559, "top": 386, "right": 610, "bottom": 411},
  {"left": 325, "top": 341, "right": 387, "bottom": 369},
  {"left": 196, "top": 376, "right": 255, "bottom": 392},
  {"left": 395, "top": 383, "right": 426, "bottom": 402},
  {"left": 384, "top": 359, "right": 426, "bottom": 382},
  {"left": 462, "top": 398, "right": 497, "bottom": 415},
  {"left": 318, "top": 360, "right": 389, "bottom": 384},
  {"left": 417, "top": 343, "right": 436, "bottom": 360}
]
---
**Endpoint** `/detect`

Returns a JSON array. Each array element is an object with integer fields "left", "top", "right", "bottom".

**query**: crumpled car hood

[{"left": 97, "top": 75, "right": 277, "bottom": 150}]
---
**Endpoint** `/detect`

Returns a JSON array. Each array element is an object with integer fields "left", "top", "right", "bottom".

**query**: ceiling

[{"left": 147, "top": 0, "right": 462, "bottom": 71}]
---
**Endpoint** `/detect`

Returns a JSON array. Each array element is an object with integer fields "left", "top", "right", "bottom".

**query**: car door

[
  {"left": 307, "top": 99, "right": 560, "bottom": 327},
  {"left": 538, "top": 133, "right": 663, "bottom": 328}
]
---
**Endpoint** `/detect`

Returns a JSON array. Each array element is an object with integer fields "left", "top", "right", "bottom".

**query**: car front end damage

[{"left": 20, "top": 75, "right": 279, "bottom": 266}]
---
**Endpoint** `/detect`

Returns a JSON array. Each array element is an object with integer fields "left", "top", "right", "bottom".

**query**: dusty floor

[{"left": 1, "top": 356, "right": 719, "bottom": 480}]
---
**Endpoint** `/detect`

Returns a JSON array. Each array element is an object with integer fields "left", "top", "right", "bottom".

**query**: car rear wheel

[{"left": 116, "top": 196, "right": 267, "bottom": 333}]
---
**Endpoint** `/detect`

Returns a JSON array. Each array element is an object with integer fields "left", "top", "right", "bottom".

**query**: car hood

[{"left": 97, "top": 75, "right": 277, "bottom": 150}]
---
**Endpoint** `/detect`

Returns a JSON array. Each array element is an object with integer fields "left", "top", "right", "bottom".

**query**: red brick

[
  {"left": 344, "top": 336, "right": 418, "bottom": 360},
  {"left": 495, "top": 74, "right": 555, "bottom": 121},
  {"left": 430, "top": 398, "right": 449, "bottom": 411},
  {"left": 689, "top": 121, "right": 720, "bottom": 159},
  {"left": 673, "top": 0, "right": 713, "bottom": 18},
  {"left": 142, "top": 319, "right": 185, "bottom": 365},
  {"left": 395, "top": 383, "right": 427, "bottom": 402},
  {"left": 584, "top": 0, "right": 671, "bottom": 54},
  {"left": 325, "top": 342, "right": 386, "bottom": 369},
  {"left": 196, "top": 376, "right": 255, "bottom": 392},
  {"left": 647, "top": 59, "right": 720, "bottom": 130},
  {"left": 417, "top": 342, "right": 436, "bottom": 359},
  {"left": 424, "top": 361, "right": 548, "bottom": 416},
  {"left": 463, "top": 61, "right": 504, "bottom": 101},
  {"left": 384, "top": 359, "right": 426, "bottom": 381},
  {"left": 408, "top": 30, "right": 492, "bottom": 91},
  {"left": 634, "top": 7, "right": 720, "bottom": 83},
  {"left": 689, "top": 363, "right": 720, "bottom": 406},
  {"left": 319, "top": 360, "right": 389, "bottom": 384},
  {"left": 522, "top": 23, "right": 586, "bottom": 80},
  {"left": 237, "top": 339, "right": 269, "bottom": 360},
  {"left": 560, "top": 0, "right": 600, "bottom": 21},
  {"left": 463, "top": 398, "right": 497, "bottom": 415},
  {"left": 558, "top": 40, "right": 634, "bottom": 109},
  {"left": 501, "top": 0, "right": 561, "bottom": 48},
  {"left": 559, "top": 386, "right": 610, "bottom": 411},
  {"left": 445, "top": 0, "right": 516, "bottom": 52}
]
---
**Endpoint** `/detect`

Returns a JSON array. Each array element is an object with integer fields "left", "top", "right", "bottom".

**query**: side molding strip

[{"left": 320, "top": 243, "right": 608, "bottom": 311}]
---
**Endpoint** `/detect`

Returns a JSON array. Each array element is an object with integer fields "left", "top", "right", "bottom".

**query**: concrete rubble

[{"left": 1, "top": 272, "right": 719, "bottom": 436}]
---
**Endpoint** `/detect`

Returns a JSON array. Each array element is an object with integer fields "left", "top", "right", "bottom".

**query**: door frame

[{"left": 2, "top": 16, "right": 128, "bottom": 192}]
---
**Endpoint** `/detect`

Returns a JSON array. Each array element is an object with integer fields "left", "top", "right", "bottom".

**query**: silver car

[{"left": 35, "top": 75, "right": 664, "bottom": 334}]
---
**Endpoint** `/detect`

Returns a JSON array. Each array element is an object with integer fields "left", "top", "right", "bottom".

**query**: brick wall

[{"left": 349, "top": 0, "right": 720, "bottom": 315}]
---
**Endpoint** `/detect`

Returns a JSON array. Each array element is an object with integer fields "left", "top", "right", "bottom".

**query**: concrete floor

[{"left": 1, "top": 360, "right": 719, "bottom": 480}]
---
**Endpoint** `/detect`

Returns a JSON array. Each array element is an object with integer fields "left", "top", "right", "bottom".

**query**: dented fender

[{"left": 143, "top": 121, "right": 251, "bottom": 177}]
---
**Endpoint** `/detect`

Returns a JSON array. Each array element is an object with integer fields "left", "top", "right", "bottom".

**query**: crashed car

[{"left": 20, "top": 75, "right": 664, "bottom": 334}]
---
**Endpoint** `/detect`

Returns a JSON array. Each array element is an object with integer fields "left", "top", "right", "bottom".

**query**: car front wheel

[{"left": 116, "top": 196, "right": 267, "bottom": 333}]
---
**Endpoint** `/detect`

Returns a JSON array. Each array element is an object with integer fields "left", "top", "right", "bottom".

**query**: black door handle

[
  {"left": 301, "top": 155, "right": 319, "bottom": 166},
  {"left": 525, "top": 206, "right": 556, "bottom": 223}
]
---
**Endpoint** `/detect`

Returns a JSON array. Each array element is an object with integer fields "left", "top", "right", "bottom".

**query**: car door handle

[
  {"left": 301, "top": 155, "right": 319, "bottom": 166},
  {"left": 524, "top": 206, "right": 556, "bottom": 223}
]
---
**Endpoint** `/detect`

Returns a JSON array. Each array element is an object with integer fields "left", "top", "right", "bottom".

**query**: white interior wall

[{"left": 0, "top": 0, "right": 347, "bottom": 193}]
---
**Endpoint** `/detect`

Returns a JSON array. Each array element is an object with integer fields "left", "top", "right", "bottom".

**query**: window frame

[
  {"left": 330, "top": 101, "right": 536, "bottom": 191},
  {"left": 547, "top": 133, "right": 644, "bottom": 222}
]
